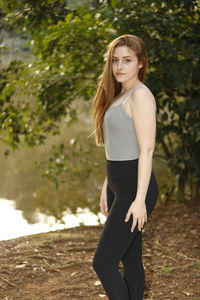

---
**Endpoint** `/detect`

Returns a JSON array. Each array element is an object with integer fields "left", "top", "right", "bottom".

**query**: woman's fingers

[
  {"left": 138, "top": 217, "right": 144, "bottom": 231},
  {"left": 125, "top": 210, "right": 131, "bottom": 222},
  {"left": 101, "top": 203, "right": 105, "bottom": 216},
  {"left": 100, "top": 200, "right": 108, "bottom": 217},
  {"left": 138, "top": 215, "right": 147, "bottom": 231},
  {"left": 103, "top": 200, "right": 108, "bottom": 216},
  {"left": 131, "top": 217, "right": 137, "bottom": 232},
  {"left": 105, "top": 201, "right": 108, "bottom": 215},
  {"left": 104, "top": 207, "right": 108, "bottom": 217},
  {"left": 130, "top": 215, "right": 147, "bottom": 232}
]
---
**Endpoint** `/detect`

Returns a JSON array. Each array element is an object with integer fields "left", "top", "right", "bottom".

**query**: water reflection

[
  {"left": 0, "top": 100, "right": 106, "bottom": 236},
  {"left": 0, "top": 198, "right": 106, "bottom": 241},
  {"left": 0, "top": 29, "right": 107, "bottom": 234}
]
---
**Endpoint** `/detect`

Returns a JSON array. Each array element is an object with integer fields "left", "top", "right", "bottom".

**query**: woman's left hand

[{"left": 125, "top": 199, "right": 147, "bottom": 232}]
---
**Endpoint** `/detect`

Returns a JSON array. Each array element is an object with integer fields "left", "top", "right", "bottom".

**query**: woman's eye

[{"left": 112, "top": 58, "right": 131, "bottom": 63}]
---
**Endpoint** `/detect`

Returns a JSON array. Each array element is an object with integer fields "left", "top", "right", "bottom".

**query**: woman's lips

[{"left": 116, "top": 73, "right": 125, "bottom": 76}]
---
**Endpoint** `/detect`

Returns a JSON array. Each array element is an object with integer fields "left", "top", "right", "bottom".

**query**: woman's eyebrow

[{"left": 112, "top": 55, "right": 133, "bottom": 58}]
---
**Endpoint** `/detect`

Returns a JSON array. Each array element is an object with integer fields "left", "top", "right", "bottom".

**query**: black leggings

[{"left": 93, "top": 158, "right": 158, "bottom": 300}]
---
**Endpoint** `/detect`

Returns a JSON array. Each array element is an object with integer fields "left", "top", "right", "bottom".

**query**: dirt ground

[{"left": 0, "top": 198, "right": 199, "bottom": 300}]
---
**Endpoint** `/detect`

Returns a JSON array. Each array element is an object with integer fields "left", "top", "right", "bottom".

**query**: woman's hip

[
  {"left": 105, "top": 158, "right": 158, "bottom": 211},
  {"left": 106, "top": 158, "right": 139, "bottom": 180}
]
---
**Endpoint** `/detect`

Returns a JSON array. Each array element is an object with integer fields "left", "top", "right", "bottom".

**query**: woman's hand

[
  {"left": 124, "top": 199, "right": 147, "bottom": 232},
  {"left": 99, "top": 178, "right": 108, "bottom": 217}
]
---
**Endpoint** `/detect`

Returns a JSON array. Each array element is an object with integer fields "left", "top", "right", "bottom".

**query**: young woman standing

[{"left": 91, "top": 34, "right": 158, "bottom": 300}]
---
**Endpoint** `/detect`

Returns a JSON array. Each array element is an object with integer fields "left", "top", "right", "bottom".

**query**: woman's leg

[
  {"left": 93, "top": 181, "right": 141, "bottom": 300},
  {"left": 121, "top": 172, "right": 158, "bottom": 300},
  {"left": 122, "top": 231, "right": 145, "bottom": 300},
  {"left": 93, "top": 164, "right": 158, "bottom": 300}
]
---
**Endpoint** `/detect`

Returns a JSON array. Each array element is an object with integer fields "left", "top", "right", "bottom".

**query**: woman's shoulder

[
  {"left": 134, "top": 84, "right": 153, "bottom": 96},
  {"left": 130, "top": 85, "right": 157, "bottom": 113}
]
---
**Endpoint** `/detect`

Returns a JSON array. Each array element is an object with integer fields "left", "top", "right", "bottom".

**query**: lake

[{"left": 0, "top": 197, "right": 106, "bottom": 241}]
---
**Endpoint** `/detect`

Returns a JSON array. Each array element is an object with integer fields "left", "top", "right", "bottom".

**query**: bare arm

[
  {"left": 131, "top": 88, "right": 156, "bottom": 203},
  {"left": 99, "top": 176, "right": 108, "bottom": 217},
  {"left": 125, "top": 88, "right": 157, "bottom": 231}
]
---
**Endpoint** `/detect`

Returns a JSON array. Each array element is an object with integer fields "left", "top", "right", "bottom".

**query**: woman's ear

[{"left": 138, "top": 61, "right": 143, "bottom": 69}]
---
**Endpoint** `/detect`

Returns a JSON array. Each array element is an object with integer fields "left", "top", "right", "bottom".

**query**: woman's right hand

[{"left": 99, "top": 177, "right": 108, "bottom": 217}]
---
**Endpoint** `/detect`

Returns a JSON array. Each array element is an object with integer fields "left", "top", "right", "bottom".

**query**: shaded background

[{"left": 0, "top": 0, "right": 199, "bottom": 232}]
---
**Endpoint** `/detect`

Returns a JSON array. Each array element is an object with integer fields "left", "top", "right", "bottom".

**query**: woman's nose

[{"left": 117, "top": 60, "right": 123, "bottom": 70}]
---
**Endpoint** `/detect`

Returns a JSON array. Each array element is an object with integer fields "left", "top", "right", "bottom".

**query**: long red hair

[{"left": 89, "top": 34, "right": 148, "bottom": 146}]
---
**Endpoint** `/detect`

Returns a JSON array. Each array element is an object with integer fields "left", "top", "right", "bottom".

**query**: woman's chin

[{"left": 114, "top": 77, "right": 127, "bottom": 83}]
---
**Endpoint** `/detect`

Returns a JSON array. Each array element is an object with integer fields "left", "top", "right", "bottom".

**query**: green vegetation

[
  {"left": 157, "top": 265, "right": 175, "bottom": 275},
  {"left": 0, "top": 0, "right": 199, "bottom": 213}
]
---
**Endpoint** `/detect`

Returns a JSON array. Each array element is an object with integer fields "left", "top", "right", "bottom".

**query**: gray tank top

[{"left": 102, "top": 86, "right": 149, "bottom": 161}]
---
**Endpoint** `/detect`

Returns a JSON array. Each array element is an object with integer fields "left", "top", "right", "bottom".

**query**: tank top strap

[{"left": 121, "top": 85, "right": 148, "bottom": 105}]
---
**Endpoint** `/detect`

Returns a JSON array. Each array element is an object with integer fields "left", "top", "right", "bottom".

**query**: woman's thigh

[{"left": 95, "top": 183, "right": 139, "bottom": 264}]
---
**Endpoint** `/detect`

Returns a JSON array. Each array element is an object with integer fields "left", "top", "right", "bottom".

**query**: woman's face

[{"left": 112, "top": 45, "right": 143, "bottom": 83}]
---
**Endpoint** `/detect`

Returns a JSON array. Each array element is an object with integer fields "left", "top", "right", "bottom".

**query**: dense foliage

[{"left": 0, "top": 0, "right": 199, "bottom": 205}]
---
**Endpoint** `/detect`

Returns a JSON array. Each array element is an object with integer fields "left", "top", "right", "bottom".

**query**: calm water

[{"left": 0, "top": 197, "right": 106, "bottom": 241}]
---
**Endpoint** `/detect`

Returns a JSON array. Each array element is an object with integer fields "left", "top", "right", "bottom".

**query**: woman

[{"left": 90, "top": 34, "right": 158, "bottom": 300}]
